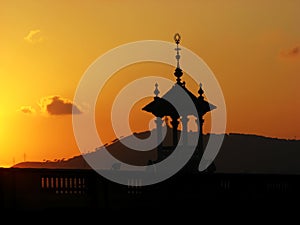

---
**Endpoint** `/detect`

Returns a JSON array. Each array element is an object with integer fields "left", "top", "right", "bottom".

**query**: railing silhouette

[
  {"left": 1, "top": 167, "right": 300, "bottom": 211},
  {"left": 41, "top": 175, "right": 87, "bottom": 195}
]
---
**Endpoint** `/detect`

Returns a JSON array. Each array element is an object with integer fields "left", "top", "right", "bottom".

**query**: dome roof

[{"left": 142, "top": 83, "right": 216, "bottom": 118}]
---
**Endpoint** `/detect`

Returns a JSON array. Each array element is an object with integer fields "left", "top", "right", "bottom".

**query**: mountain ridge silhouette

[{"left": 12, "top": 131, "right": 300, "bottom": 174}]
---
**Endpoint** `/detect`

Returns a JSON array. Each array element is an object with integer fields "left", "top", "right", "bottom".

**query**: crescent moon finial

[{"left": 174, "top": 33, "right": 181, "bottom": 44}]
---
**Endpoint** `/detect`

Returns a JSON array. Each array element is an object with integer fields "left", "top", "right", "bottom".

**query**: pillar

[
  {"left": 181, "top": 115, "right": 189, "bottom": 146},
  {"left": 170, "top": 117, "right": 179, "bottom": 146},
  {"left": 155, "top": 117, "right": 163, "bottom": 150},
  {"left": 196, "top": 117, "right": 204, "bottom": 156}
]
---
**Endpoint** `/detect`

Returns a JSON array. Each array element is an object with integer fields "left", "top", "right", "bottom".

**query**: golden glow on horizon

[{"left": 0, "top": 0, "right": 300, "bottom": 167}]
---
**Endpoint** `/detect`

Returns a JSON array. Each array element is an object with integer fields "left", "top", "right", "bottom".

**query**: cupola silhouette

[{"left": 142, "top": 33, "right": 216, "bottom": 172}]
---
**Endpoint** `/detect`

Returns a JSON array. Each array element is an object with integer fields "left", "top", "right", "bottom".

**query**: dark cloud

[
  {"left": 39, "top": 95, "right": 82, "bottom": 115},
  {"left": 18, "top": 106, "right": 36, "bottom": 114},
  {"left": 280, "top": 45, "right": 300, "bottom": 58}
]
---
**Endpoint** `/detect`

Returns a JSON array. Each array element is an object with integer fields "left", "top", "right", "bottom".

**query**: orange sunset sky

[{"left": 1, "top": 0, "right": 299, "bottom": 167}]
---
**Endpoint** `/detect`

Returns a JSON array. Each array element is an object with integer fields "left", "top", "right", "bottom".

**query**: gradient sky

[{"left": 0, "top": 0, "right": 300, "bottom": 167}]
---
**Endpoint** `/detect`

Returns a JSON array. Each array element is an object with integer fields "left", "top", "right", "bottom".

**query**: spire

[
  {"left": 174, "top": 33, "right": 181, "bottom": 68},
  {"left": 173, "top": 33, "right": 183, "bottom": 85},
  {"left": 198, "top": 82, "right": 204, "bottom": 100},
  {"left": 154, "top": 82, "right": 160, "bottom": 97}
]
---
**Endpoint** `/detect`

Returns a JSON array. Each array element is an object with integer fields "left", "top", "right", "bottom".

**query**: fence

[{"left": 1, "top": 168, "right": 300, "bottom": 211}]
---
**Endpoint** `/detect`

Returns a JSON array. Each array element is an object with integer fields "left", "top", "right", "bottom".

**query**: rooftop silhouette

[{"left": 142, "top": 33, "right": 216, "bottom": 172}]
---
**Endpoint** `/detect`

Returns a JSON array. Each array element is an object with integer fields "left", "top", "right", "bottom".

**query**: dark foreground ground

[{"left": 0, "top": 167, "right": 299, "bottom": 219}]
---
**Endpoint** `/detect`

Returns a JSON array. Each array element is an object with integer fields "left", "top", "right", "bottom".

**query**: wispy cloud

[
  {"left": 39, "top": 95, "right": 82, "bottom": 115},
  {"left": 280, "top": 45, "right": 300, "bottom": 59},
  {"left": 24, "top": 29, "right": 44, "bottom": 44},
  {"left": 17, "top": 106, "right": 36, "bottom": 114}
]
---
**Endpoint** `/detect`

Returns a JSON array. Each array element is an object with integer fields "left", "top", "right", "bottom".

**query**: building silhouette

[{"left": 142, "top": 33, "right": 216, "bottom": 172}]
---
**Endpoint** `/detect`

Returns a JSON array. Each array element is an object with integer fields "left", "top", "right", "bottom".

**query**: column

[
  {"left": 170, "top": 117, "right": 179, "bottom": 147},
  {"left": 195, "top": 117, "right": 204, "bottom": 156},
  {"left": 181, "top": 115, "right": 189, "bottom": 146},
  {"left": 155, "top": 117, "right": 163, "bottom": 150}
]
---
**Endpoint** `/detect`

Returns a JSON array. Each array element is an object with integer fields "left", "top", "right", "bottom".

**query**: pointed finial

[
  {"left": 174, "top": 33, "right": 181, "bottom": 69},
  {"left": 173, "top": 33, "right": 183, "bottom": 84},
  {"left": 154, "top": 82, "right": 160, "bottom": 97},
  {"left": 198, "top": 82, "right": 204, "bottom": 97}
]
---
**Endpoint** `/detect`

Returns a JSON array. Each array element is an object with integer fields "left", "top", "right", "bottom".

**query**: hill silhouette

[{"left": 12, "top": 131, "right": 300, "bottom": 174}]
